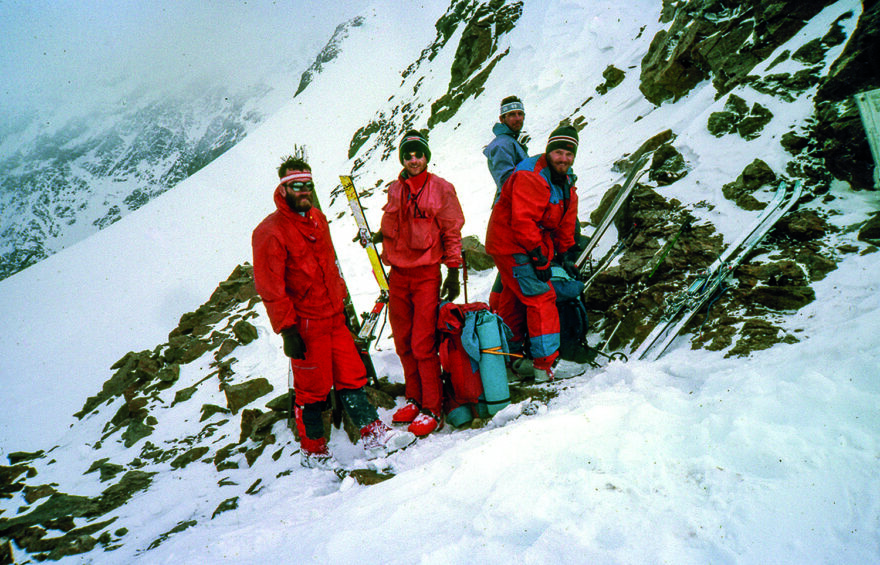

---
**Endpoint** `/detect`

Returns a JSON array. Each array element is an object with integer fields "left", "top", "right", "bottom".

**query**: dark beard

[{"left": 285, "top": 192, "right": 312, "bottom": 212}]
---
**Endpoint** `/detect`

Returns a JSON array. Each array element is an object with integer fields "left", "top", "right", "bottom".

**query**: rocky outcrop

[
  {"left": 581, "top": 135, "right": 834, "bottom": 357},
  {"left": 295, "top": 17, "right": 366, "bottom": 96},
  {"left": 809, "top": 4, "right": 880, "bottom": 189},
  {"left": 640, "top": 0, "right": 838, "bottom": 105},
  {"left": 346, "top": 0, "right": 522, "bottom": 174}
]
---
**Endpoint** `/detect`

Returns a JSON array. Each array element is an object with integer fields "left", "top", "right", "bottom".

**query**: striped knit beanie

[
  {"left": 398, "top": 130, "right": 431, "bottom": 165},
  {"left": 545, "top": 125, "right": 579, "bottom": 156}
]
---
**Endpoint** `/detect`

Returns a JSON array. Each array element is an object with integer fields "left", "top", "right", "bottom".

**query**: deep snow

[{"left": 0, "top": 1, "right": 877, "bottom": 563}]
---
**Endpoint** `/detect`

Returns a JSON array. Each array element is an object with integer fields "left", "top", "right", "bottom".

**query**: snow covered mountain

[
  {"left": 0, "top": 8, "right": 363, "bottom": 281},
  {"left": 1, "top": 0, "right": 878, "bottom": 563}
]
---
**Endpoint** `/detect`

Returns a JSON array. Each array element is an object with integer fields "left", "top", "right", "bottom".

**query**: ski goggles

[
  {"left": 403, "top": 151, "right": 424, "bottom": 162},
  {"left": 280, "top": 171, "right": 315, "bottom": 192}
]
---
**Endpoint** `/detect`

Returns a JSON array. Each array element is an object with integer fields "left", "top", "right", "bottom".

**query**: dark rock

[
  {"left": 170, "top": 447, "right": 210, "bottom": 470},
  {"left": 147, "top": 520, "right": 197, "bottom": 550},
  {"left": 775, "top": 210, "right": 828, "bottom": 241},
  {"left": 245, "top": 434, "right": 276, "bottom": 467},
  {"left": 795, "top": 247, "right": 837, "bottom": 281},
  {"left": 232, "top": 320, "right": 258, "bottom": 345},
  {"left": 429, "top": 1, "right": 524, "bottom": 127},
  {"left": 223, "top": 378, "right": 273, "bottom": 414},
  {"left": 23, "top": 485, "right": 56, "bottom": 505},
  {"left": 365, "top": 385, "right": 396, "bottom": 410},
  {"left": 812, "top": 5, "right": 878, "bottom": 189},
  {"left": 1, "top": 465, "right": 36, "bottom": 497},
  {"left": 728, "top": 319, "right": 786, "bottom": 357},
  {"left": 172, "top": 384, "right": 199, "bottom": 406},
  {"left": 749, "top": 285, "right": 816, "bottom": 310},
  {"left": 121, "top": 420, "right": 154, "bottom": 448},
  {"left": 348, "top": 468, "right": 395, "bottom": 485},
  {"left": 211, "top": 497, "right": 238, "bottom": 519},
  {"left": 596, "top": 65, "right": 626, "bottom": 94},
  {"left": 648, "top": 143, "right": 688, "bottom": 186},
  {"left": 215, "top": 339, "right": 239, "bottom": 360},
  {"left": 265, "top": 392, "right": 293, "bottom": 413},
  {"left": 200, "top": 404, "right": 230, "bottom": 422},
  {"left": 156, "top": 363, "right": 180, "bottom": 383},
  {"left": 858, "top": 213, "right": 880, "bottom": 242},
  {"left": 640, "top": 0, "right": 837, "bottom": 105},
  {"left": 736, "top": 103, "right": 773, "bottom": 140},
  {"left": 7, "top": 451, "right": 44, "bottom": 466},
  {"left": 722, "top": 159, "right": 777, "bottom": 210},
  {"left": 793, "top": 37, "right": 827, "bottom": 64},
  {"left": 1, "top": 538, "right": 12, "bottom": 564},
  {"left": 781, "top": 131, "right": 809, "bottom": 154},
  {"left": 462, "top": 235, "right": 495, "bottom": 271}
]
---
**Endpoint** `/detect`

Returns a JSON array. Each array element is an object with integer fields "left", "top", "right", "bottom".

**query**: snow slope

[{"left": 1, "top": 0, "right": 878, "bottom": 563}]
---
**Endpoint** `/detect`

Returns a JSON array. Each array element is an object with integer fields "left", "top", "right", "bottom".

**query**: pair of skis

[
  {"left": 575, "top": 150, "right": 651, "bottom": 276},
  {"left": 339, "top": 175, "right": 389, "bottom": 347},
  {"left": 633, "top": 180, "right": 803, "bottom": 361}
]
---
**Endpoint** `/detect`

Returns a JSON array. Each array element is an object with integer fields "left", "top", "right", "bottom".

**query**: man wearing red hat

[
  {"left": 485, "top": 125, "right": 580, "bottom": 382},
  {"left": 378, "top": 130, "right": 465, "bottom": 436},
  {"left": 252, "top": 155, "right": 414, "bottom": 470}
]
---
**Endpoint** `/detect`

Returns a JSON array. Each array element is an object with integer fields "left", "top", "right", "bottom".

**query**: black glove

[
  {"left": 281, "top": 326, "right": 306, "bottom": 359},
  {"left": 559, "top": 248, "right": 580, "bottom": 278},
  {"left": 527, "top": 247, "right": 552, "bottom": 283},
  {"left": 440, "top": 267, "right": 460, "bottom": 301}
]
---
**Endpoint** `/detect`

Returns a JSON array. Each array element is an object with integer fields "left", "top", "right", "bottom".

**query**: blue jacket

[{"left": 483, "top": 122, "right": 529, "bottom": 205}]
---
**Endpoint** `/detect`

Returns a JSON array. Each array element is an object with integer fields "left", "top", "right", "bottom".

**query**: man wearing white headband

[
  {"left": 484, "top": 95, "right": 529, "bottom": 206},
  {"left": 485, "top": 124, "right": 580, "bottom": 382},
  {"left": 484, "top": 96, "right": 530, "bottom": 311},
  {"left": 252, "top": 156, "right": 414, "bottom": 471}
]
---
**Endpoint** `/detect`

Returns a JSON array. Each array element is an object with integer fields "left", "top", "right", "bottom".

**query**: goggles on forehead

[{"left": 403, "top": 151, "right": 424, "bottom": 162}]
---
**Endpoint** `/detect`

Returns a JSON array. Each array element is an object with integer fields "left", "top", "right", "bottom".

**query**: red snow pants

[
  {"left": 388, "top": 264, "right": 443, "bottom": 415},
  {"left": 491, "top": 253, "right": 560, "bottom": 370},
  {"left": 290, "top": 312, "right": 367, "bottom": 404}
]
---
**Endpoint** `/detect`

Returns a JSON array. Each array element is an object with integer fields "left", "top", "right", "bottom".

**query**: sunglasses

[
  {"left": 403, "top": 151, "right": 424, "bottom": 162},
  {"left": 284, "top": 181, "right": 315, "bottom": 192}
]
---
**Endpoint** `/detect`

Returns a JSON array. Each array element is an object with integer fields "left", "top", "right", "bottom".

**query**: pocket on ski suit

[{"left": 510, "top": 253, "right": 552, "bottom": 297}]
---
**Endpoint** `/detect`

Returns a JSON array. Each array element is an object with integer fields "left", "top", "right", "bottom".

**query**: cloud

[{"left": 0, "top": 0, "right": 361, "bottom": 117}]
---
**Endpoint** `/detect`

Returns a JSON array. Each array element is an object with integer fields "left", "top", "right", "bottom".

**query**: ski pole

[
  {"left": 287, "top": 362, "right": 295, "bottom": 431},
  {"left": 462, "top": 251, "right": 469, "bottom": 304}
]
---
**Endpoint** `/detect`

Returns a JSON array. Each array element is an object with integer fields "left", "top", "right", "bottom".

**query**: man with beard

[
  {"left": 252, "top": 155, "right": 414, "bottom": 470},
  {"left": 485, "top": 125, "right": 580, "bottom": 382}
]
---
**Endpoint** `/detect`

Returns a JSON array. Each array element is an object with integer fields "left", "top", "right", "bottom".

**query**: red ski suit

[
  {"left": 485, "top": 154, "right": 578, "bottom": 368},
  {"left": 252, "top": 184, "right": 365, "bottom": 405},
  {"left": 380, "top": 170, "right": 464, "bottom": 415}
]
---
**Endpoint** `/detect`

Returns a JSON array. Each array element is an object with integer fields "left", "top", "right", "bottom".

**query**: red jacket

[
  {"left": 252, "top": 184, "right": 347, "bottom": 333},
  {"left": 380, "top": 170, "right": 465, "bottom": 269},
  {"left": 485, "top": 154, "right": 578, "bottom": 260}
]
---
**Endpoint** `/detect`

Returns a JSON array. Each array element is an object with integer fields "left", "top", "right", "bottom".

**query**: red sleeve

[
  {"left": 252, "top": 223, "right": 298, "bottom": 333},
  {"left": 437, "top": 183, "right": 465, "bottom": 268},
  {"left": 510, "top": 172, "right": 550, "bottom": 255},
  {"left": 555, "top": 185, "right": 579, "bottom": 254}
]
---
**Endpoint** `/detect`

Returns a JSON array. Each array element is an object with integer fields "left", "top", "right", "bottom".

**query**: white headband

[{"left": 500, "top": 100, "right": 525, "bottom": 116}]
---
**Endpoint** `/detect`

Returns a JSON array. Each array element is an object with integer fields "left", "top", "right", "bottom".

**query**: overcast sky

[{"left": 0, "top": 0, "right": 363, "bottom": 117}]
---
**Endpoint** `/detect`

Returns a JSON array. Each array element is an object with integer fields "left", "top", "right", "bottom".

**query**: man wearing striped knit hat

[{"left": 485, "top": 125, "right": 580, "bottom": 382}]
